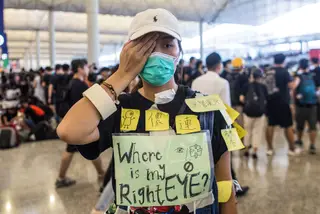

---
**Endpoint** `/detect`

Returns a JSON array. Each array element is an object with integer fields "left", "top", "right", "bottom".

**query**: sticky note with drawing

[
  {"left": 120, "top": 108, "right": 140, "bottom": 131},
  {"left": 221, "top": 128, "right": 245, "bottom": 151},
  {"left": 224, "top": 104, "right": 239, "bottom": 123},
  {"left": 185, "top": 94, "right": 226, "bottom": 112},
  {"left": 175, "top": 114, "right": 201, "bottom": 134},
  {"left": 217, "top": 180, "right": 233, "bottom": 203},
  {"left": 232, "top": 122, "right": 247, "bottom": 139},
  {"left": 145, "top": 110, "right": 169, "bottom": 131}
]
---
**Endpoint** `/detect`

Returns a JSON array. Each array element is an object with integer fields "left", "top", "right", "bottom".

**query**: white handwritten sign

[{"left": 113, "top": 132, "right": 213, "bottom": 206}]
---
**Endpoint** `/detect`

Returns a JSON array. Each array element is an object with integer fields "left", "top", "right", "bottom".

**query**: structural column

[
  {"left": 86, "top": 0, "right": 100, "bottom": 66},
  {"left": 29, "top": 47, "right": 33, "bottom": 70},
  {"left": 36, "top": 30, "right": 40, "bottom": 69},
  {"left": 199, "top": 19, "right": 204, "bottom": 62},
  {"left": 49, "top": 10, "right": 56, "bottom": 67}
]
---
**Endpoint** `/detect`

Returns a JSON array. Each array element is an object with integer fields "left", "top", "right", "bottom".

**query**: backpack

[
  {"left": 296, "top": 73, "right": 317, "bottom": 105},
  {"left": 264, "top": 69, "right": 279, "bottom": 95},
  {"left": 243, "top": 83, "right": 266, "bottom": 117},
  {"left": 56, "top": 80, "right": 73, "bottom": 118},
  {"left": 55, "top": 75, "right": 70, "bottom": 103},
  {"left": 0, "top": 126, "right": 20, "bottom": 149}
]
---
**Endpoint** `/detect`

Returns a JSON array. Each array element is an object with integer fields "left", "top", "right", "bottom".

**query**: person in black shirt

[
  {"left": 240, "top": 68, "right": 268, "bottom": 159},
  {"left": 265, "top": 54, "right": 298, "bottom": 156},
  {"left": 49, "top": 64, "right": 70, "bottom": 115},
  {"left": 220, "top": 59, "right": 232, "bottom": 79},
  {"left": 183, "top": 56, "right": 196, "bottom": 86},
  {"left": 57, "top": 9, "right": 236, "bottom": 213},
  {"left": 55, "top": 59, "right": 105, "bottom": 189},
  {"left": 42, "top": 66, "right": 53, "bottom": 105},
  {"left": 174, "top": 59, "right": 184, "bottom": 84},
  {"left": 1, "top": 108, "right": 18, "bottom": 126}
]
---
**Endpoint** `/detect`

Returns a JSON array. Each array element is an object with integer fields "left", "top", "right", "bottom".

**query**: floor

[{"left": 0, "top": 130, "right": 320, "bottom": 214}]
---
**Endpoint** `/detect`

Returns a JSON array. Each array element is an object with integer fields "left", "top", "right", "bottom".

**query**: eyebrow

[{"left": 159, "top": 35, "right": 175, "bottom": 40}]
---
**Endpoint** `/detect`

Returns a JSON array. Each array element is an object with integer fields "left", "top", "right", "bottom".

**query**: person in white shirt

[
  {"left": 192, "top": 52, "right": 231, "bottom": 106},
  {"left": 192, "top": 52, "right": 250, "bottom": 197}
]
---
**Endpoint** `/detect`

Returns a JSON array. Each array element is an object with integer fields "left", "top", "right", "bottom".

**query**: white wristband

[{"left": 83, "top": 84, "right": 117, "bottom": 120}]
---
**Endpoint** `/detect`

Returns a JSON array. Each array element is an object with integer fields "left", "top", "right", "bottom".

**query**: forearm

[
  {"left": 48, "top": 85, "right": 53, "bottom": 100},
  {"left": 57, "top": 71, "right": 131, "bottom": 145},
  {"left": 215, "top": 152, "right": 237, "bottom": 214},
  {"left": 57, "top": 97, "right": 101, "bottom": 145}
]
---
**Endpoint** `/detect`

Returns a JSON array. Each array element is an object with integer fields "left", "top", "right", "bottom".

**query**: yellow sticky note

[
  {"left": 175, "top": 115, "right": 201, "bottom": 134},
  {"left": 232, "top": 122, "right": 247, "bottom": 139},
  {"left": 224, "top": 104, "right": 239, "bottom": 123},
  {"left": 217, "top": 180, "right": 233, "bottom": 203},
  {"left": 145, "top": 110, "right": 169, "bottom": 131},
  {"left": 185, "top": 94, "right": 226, "bottom": 112},
  {"left": 120, "top": 108, "right": 140, "bottom": 131},
  {"left": 221, "top": 128, "right": 245, "bottom": 151}
]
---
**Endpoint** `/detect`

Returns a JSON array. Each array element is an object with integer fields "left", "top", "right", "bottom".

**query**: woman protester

[{"left": 58, "top": 8, "right": 237, "bottom": 214}]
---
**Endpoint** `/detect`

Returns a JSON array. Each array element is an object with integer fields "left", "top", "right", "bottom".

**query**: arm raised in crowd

[{"left": 57, "top": 34, "right": 158, "bottom": 145}]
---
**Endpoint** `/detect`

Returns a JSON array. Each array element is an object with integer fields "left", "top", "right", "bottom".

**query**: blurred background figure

[
  {"left": 32, "top": 67, "right": 46, "bottom": 104},
  {"left": 294, "top": 59, "right": 318, "bottom": 154},
  {"left": 241, "top": 68, "right": 268, "bottom": 159}
]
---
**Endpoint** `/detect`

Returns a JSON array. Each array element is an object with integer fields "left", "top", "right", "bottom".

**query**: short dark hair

[
  {"left": 299, "top": 58, "right": 309, "bottom": 70},
  {"left": 71, "top": 59, "right": 88, "bottom": 73},
  {"left": 88, "top": 73, "right": 97, "bottom": 82},
  {"left": 223, "top": 60, "right": 231, "bottom": 68},
  {"left": 99, "top": 67, "right": 111, "bottom": 74},
  {"left": 206, "top": 52, "right": 222, "bottom": 70},
  {"left": 274, "top": 53, "right": 286, "bottom": 65},
  {"left": 62, "top": 64, "right": 70, "bottom": 72},
  {"left": 190, "top": 57, "right": 196, "bottom": 63},
  {"left": 311, "top": 57, "right": 319, "bottom": 64},
  {"left": 55, "top": 64, "right": 62, "bottom": 71},
  {"left": 252, "top": 68, "right": 263, "bottom": 79},
  {"left": 45, "top": 66, "right": 52, "bottom": 72},
  {"left": 195, "top": 60, "right": 203, "bottom": 69}
]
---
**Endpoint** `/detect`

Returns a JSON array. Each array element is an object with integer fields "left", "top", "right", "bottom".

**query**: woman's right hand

[
  {"left": 118, "top": 33, "right": 159, "bottom": 78},
  {"left": 105, "top": 33, "right": 159, "bottom": 95}
]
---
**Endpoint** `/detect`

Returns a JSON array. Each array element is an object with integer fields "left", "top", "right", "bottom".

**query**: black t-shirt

[
  {"left": 183, "top": 66, "right": 195, "bottom": 86},
  {"left": 312, "top": 66, "right": 320, "bottom": 87},
  {"left": 68, "top": 78, "right": 88, "bottom": 107},
  {"left": 271, "top": 67, "right": 293, "bottom": 104},
  {"left": 42, "top": 74, "right": 51, "bottom": 88},
  {"left": 50, "top": 74, "right": 70, "bottom": 102},
  {"left": 77, "top": 86, "right": 228, "bottom": 164},
  {"left": 225, "top": 72, "right": 249, "bottom": 106}
]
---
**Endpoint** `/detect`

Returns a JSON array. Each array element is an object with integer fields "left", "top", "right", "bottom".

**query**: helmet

[{"left": 232, "top": 57, "right": 244, "bottom": 69}]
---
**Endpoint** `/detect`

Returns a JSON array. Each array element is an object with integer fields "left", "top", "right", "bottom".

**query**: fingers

[
  {"left": 137, "top": 33, "right": 159, "bottom": 55},
  {"left": 143, "top": 41, "right": 157, "bottom": 57},
  {"left": 136, "top": 33, "right": 158, "bottom": 50}
]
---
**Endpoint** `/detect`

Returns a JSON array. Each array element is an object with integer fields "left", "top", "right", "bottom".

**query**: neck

[
  {"left": 139, "top": 79, "right": 178, "bottom": 102},
  {"left": 274, "top": 64, "right": 283, "bottom": 68},
  {"left": 73, "top": 73, "right": 84, "bottom": 81},
  {"left": 208, "top": 69, "right": 219, "bottom": 73}
]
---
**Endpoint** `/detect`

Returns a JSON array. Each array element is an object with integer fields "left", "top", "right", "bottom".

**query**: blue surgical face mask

[{"left": 140, "top": 52, "right": 176, "bottom": 86}]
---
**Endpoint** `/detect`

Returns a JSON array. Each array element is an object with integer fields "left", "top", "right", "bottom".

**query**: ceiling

[{"left": 3, "top": 0, "right": 319, "bottom": 67}]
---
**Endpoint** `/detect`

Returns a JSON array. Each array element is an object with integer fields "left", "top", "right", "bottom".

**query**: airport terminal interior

[{"left": 1, "top": 0, "right": 320, "bottom": 214}]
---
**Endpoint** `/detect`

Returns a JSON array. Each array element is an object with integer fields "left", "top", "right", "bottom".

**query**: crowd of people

[
  {"left": 1, "top": 8, "right": 320, "bottom": 214},
  {"left": 184, "top": 53, "right": 320, "bottom": 158}
]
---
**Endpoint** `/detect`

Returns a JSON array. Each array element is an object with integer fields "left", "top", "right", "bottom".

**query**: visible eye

[{"left": 165, "top": 43, "right": 174, "bottom": 48}]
